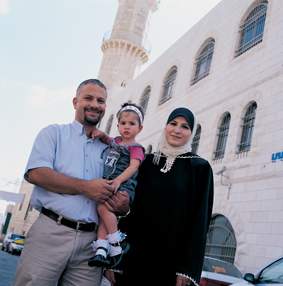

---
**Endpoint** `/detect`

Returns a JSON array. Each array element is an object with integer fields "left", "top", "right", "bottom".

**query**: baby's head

[{"left": 116, "top": 102, "right": 144, "bottom": 140}]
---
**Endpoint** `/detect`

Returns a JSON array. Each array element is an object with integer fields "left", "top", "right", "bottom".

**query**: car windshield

[
  {"left": 258, "top": 258, "right": 283, "bottom": 283},
  {"left": 10, "top": 234, "right": 25, "bottom": 240},
  {"left": 203, "top": 257, "right": 242, "bottom": 278}
]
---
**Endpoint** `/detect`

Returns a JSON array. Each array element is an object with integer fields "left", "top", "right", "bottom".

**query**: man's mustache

[{"left": 84, "top": 107, "right": 101, "bottom": 113}]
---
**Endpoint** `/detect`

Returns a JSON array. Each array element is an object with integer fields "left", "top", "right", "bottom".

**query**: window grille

[
  {"left": 236, "top": 1, "right": 267, "bottom": 56},
  {"left": 192, "top": 39, "right": 215, "bottom": 84},
  {"left": 159, "top": 66, "right": 177, "bottom": 105},
  {"left": 214, "top": 113, "right": 231, "bottom": 160},
  {"left": 238, "top": 102, "right": 257, "bottom": 152},
  {"left": 205, "top": 214, "right": 237, "bottom": 264},
  {"left": 139, "top": 86, "right": 151, "bottom": 114},
  {"left": 105, "top": 114, "right": 114, "bottom": 135},
  {"left": 191, "top": 124, "right": 201, "bottom": 154}
]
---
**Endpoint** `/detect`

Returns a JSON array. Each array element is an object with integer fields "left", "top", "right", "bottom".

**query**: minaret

[{"left": 98, "top": 0, "right": 158, "bottom": 90}]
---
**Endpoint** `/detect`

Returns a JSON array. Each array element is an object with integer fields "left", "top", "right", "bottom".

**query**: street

[{"left": 0, "top": 250, "right": 19, "bottom": 286}]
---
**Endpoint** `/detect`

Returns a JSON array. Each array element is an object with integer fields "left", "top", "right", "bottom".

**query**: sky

[{"left": 0, "top": 0, "right": 223, "bottom": 218}]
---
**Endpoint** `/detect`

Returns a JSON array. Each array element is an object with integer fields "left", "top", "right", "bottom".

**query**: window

[
  {"left": 159, "top": 66, "right": 177, "bottom": 105},
  {"left": 191, "top": 124, "right": 201, "bottom": 154},
  {"left": 139, "top": 86, "right": 151, "bottom": 114},
  {"left": 214, "top": 113, "right": 231, "bottom": 160},
  {"left": 105, "top": 114, "right": 114, "bottom": 135},
  {"left": 192, "top": 38, "right": 215, "bottom": 84},
  {"left": 205, "top": 214, "right": 237, "bottom": 264},
  {"left": 238, "top": 102, "right": 257, "bottom": 153},
  {"left": 236, "top": 1, "right": 268, "bottom": 56}
]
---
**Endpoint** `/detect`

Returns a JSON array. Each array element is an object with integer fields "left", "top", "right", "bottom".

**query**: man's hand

[
  {"left": 104, "top": 270, "right": 117, "bottom": 285},
  {"left": 84, "top": 179, "right": 114, "bottom": 203},
  {"left": 104, "top": 191, "right": 130, "bottom": 215}
]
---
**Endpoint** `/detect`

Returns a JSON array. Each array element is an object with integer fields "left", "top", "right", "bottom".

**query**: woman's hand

[{"left": 176, "top": 274, "right": 191, "bottom": 286}]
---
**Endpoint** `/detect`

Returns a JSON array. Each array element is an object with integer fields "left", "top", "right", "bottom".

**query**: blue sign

[{"left": 272, "top": 151, "right": 283, "bottom": 162}]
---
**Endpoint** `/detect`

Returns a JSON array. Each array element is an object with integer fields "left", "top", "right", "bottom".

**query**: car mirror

[{"left": 244, "top": 273, "right": 256, "bottom": 283}]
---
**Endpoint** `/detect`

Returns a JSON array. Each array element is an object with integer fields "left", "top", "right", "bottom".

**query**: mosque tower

[{"left": 98, "top": 0, "right": 158, "bottom": 91}]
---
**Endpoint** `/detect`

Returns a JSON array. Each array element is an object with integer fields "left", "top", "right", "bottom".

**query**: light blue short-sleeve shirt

[{"left": 25, "top": 121, "right": 107, "bottom": 223}]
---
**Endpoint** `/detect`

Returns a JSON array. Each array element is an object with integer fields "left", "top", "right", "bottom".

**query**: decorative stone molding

[{"left": 101, "top": 39, "right": 149, "bottom": 63}]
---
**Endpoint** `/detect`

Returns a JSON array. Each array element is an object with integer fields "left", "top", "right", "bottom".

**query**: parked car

[
  {"left": 1, "top": 233, "right": 25, "bottom": 255},
  {"left": 230, "top": 256, "right": 283, "bottom": 286},
  {"left": 200, "top": 256, "right": 244, "bottom": 286}
]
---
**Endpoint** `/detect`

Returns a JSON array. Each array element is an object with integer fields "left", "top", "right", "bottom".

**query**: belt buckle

[{"left": 57, "top": 215, "right": 63, "bottom": 225}]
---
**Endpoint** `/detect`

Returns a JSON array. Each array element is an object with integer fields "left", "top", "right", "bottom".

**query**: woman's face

[{"left": 165, "top": 116, "right": 192, "bottom": 147}]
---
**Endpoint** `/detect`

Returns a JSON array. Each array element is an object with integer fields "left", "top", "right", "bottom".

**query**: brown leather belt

[{"left": 41, "top": 207, "right": 97, "bottom": 232}]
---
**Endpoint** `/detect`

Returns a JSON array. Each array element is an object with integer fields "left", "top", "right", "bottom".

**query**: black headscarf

[{"left": 166, "top": 107, "right": 195, "bottom": 131}]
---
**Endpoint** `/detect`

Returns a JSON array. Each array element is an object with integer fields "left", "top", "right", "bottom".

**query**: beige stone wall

[
  {"left": 100, "top": 0, "right": 283, "bottom": 273},
  {"left": 8, "top": 180, "right": 39, "bottom": 235},
  {"left": 98, "top": 0, "right": 158, "bottom": 90}
]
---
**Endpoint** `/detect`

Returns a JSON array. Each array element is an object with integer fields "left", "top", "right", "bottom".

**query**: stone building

[
  {"left": 7, "top": 180, "right": 39, "bottom": 235},
  {"left": 98, "top": 0, "right": 283, "bottom": 273}
]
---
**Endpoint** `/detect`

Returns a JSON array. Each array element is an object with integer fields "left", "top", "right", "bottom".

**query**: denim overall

[{"left": 102, "top": 138, "right": 143, "bottom": 202}]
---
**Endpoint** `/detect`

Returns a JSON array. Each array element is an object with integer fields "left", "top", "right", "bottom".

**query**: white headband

[{"left": 118, "top": 105, "right": 144, "bottom": 123}]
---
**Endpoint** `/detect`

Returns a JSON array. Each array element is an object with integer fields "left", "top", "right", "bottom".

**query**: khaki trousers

[{"left": 13, "top": 213, "right": 102, "bottom": 286}]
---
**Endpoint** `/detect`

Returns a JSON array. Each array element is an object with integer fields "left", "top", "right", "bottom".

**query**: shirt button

[{"left": 86, "top": 169, "right": 88, "bottom": 172}]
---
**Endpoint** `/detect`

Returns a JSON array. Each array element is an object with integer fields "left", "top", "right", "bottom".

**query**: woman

[{"left": 107, "top": 107, "right": 214, "bottom": 286}]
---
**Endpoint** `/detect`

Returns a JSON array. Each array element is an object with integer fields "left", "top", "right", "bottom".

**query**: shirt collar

[{"left": 72, "top": 120, "right": 85, "bottom": 136}]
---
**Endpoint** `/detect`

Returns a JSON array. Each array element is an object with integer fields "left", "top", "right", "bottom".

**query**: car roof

[{"left": 203, "top": 256, "right": 242, "bottom": 278}]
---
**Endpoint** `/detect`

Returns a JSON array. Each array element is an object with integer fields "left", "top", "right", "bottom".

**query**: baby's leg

[{"left": 97, "top": 203, "right": 118, "bottom": 235}]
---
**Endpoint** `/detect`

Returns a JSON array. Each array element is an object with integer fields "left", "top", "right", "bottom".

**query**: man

[{"left": 14, "top": 79, "right": 129, "bottom": 286}]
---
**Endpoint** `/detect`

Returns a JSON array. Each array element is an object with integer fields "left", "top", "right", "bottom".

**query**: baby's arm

[
  {"left": 112, "top": 159, "right": 141, "bottom": 192},
  {"left": 91, "top": 129, "right": 111, "bottom": 144}
]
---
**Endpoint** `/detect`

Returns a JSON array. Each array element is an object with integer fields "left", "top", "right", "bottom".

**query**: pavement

[{"left": 0, "top": 250, "right": 19, "bottom": 286}]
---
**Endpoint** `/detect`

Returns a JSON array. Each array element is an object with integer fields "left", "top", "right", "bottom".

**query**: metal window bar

[
  {"left": 192, "top": 41, "right": 215, "bottom": 84},
  {"left": 238, "top": 103, "right": 257, "bottom": 152},
  {"left": 191, "top": 125, "right": 201, "bottom": 154},
  {"left": 236, "top": 4, "right": 267, "bottom": 56},
  {"left": 159, "top": 67, "right": 177, "bottom": 104},
  {"left": 214, "top": 114, "right": 231, "bottom": 160},
  {"left": 140, "top": 87, "right": 151, "bottom": 114},
  {"left": 205, "top": 215, "right": 237, "bottom": 263},
  {"left": 105, "top": 114, "right": 114, "bottom": 135}
]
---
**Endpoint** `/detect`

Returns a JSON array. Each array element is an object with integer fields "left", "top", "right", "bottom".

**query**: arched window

[
  {"left": 105, "top": 114, "right": 114, "bottom": 135},
  {"left": 205, "top": 214, "right": 237, "bottom": 263},
  {"left": 214, "top": 113, "right": 231, "bottom": 160},
  {"left": 159, "top": 66, "right": 177, "bottom": 105},
  {"left": 238, "top": 102, "right": 257, "bottom": 153},
  {"left": 192, "top": 38, "right": 215, "bottom": 84},
  {"left": 146, "top": 144, "right": 153, "bottom": 154},
  {"left": 236, "top": 1, "right": 268, "bottom": 56},
  {"left": 139, "top": 86, "right": 151, "bottom": 114},
  {"left": 191, "top": 124, "right": 201, "bottom": 154}
]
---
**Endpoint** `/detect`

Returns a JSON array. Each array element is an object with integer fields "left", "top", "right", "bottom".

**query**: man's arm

[{"left": 26, "top": 167, "right": 114, "bottom": 203}]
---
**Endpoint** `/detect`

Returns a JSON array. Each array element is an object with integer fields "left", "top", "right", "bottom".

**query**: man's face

[{"left": 73, "top": 83, "right": 107, "bottom": 126}]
